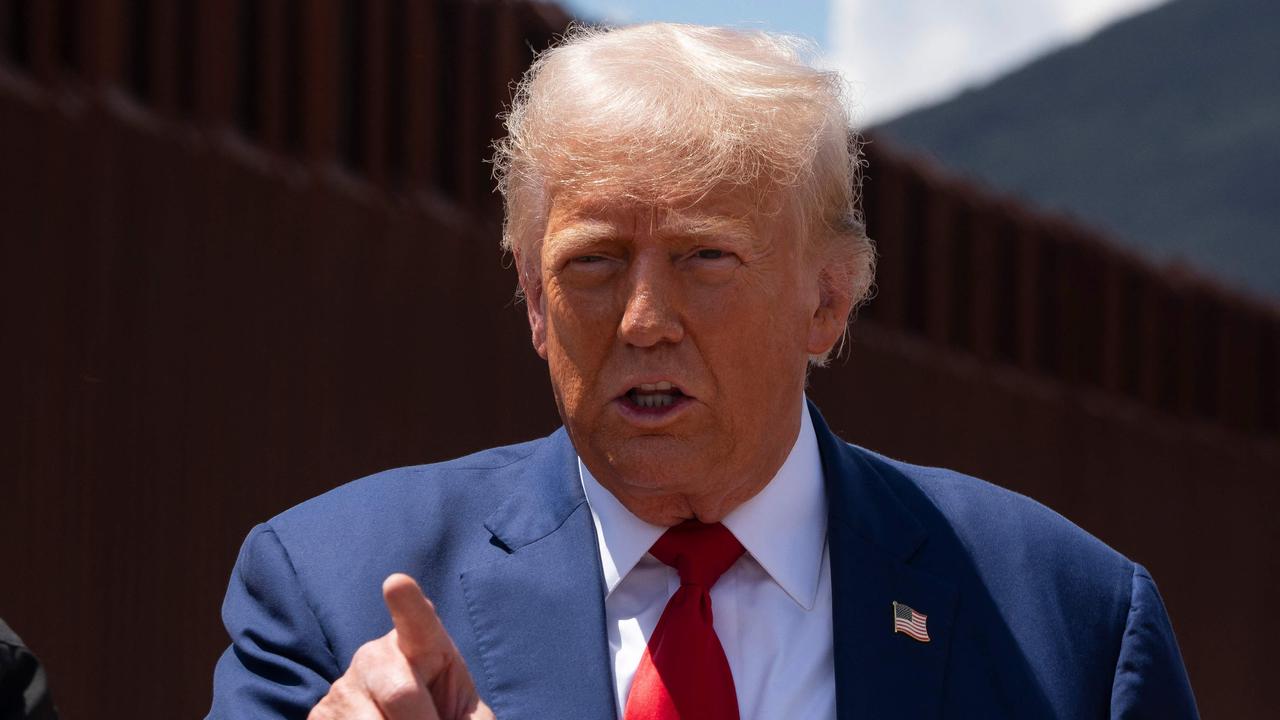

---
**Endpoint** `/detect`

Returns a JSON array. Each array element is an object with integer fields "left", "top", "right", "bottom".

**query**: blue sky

[
  {"left": 560, "top": 0, "right": 1170, "bottom": 124},
  {"left": 560, "top": 0, "right": 830, "bottom": 45}
]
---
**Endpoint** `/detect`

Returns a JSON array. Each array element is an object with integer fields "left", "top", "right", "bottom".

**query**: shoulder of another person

[{"left": 0, "top": 618, "right": 58, "bottom": 720}]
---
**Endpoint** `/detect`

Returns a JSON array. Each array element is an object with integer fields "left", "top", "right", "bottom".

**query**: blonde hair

[{"left": 493, "top": 23, "right": 875, "bottom": 335}]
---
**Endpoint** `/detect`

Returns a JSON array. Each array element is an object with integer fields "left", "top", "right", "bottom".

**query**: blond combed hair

[{"left": 493, "top": 23, "right": 876, "bottom": 358}]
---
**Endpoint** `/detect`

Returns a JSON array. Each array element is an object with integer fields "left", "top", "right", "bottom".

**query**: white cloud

[{"left": 823, "top": 0, "right": 1170, "bottom": 125}]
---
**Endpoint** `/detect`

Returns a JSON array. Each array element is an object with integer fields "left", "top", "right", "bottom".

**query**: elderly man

[{"left": 208, "top": 23, "right": 1197, "bottom": 720}]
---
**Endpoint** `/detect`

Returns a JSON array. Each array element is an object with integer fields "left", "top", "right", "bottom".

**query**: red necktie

[{"left": 623, "top": 521, "right": 746, "bottom": 720}]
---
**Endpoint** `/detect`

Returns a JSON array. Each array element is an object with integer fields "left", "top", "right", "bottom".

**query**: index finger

[{"left": 382, "top": 573, "right": 456, "bottom": 675}]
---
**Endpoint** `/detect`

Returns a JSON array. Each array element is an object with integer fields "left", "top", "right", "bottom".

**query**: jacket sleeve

[
  {"left": 207, "top": 524, "right": 341, "bottom": 720},
  {"left": 0, "top": 618, "right": 59, "bottom": 720},
  {"left": 1110, "top": 563, "right": 1199, "bottom": 719}
]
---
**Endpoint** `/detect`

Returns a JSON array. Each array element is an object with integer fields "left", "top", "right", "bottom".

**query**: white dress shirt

[{"left": 578, "top": 403, "right": 836, "bottom": 720}]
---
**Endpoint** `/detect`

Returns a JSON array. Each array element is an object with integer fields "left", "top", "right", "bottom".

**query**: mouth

[{"left": 615, "top": 381, "right": 694, "bottom": 421}]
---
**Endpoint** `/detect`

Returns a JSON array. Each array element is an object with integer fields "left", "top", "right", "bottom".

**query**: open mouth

[{"left": 621, "top": 381, "right": 689, "bottom": 411}]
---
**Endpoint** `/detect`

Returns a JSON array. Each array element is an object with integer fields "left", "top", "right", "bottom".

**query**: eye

[
  {"left": 687, "top": 247, "right": 738, "bottom": 262},
  {"left": 682, "top": 246, "right": 740, "bottom": 285},
  {"left": 555, "top": 252, "right": 619, "bottom": 287},
  {"left": 687, "top": 247, "right": 738, "bottom": 265}
]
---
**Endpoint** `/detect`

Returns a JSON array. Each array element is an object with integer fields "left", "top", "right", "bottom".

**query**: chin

[{"left": 598, "top": 436, "right": 705, "bottom": 491}]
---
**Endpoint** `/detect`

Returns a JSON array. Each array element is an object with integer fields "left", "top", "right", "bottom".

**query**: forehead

[{"left": 542, "top": 188, "right": 779, "bottom": 248}]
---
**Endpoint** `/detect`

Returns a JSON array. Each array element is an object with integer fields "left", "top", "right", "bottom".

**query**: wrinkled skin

[{"left": 522, "top": 189, "right": 854, "bottom": 525}]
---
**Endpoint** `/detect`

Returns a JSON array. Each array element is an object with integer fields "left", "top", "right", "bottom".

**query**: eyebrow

[
  {"left": 654, "top": 213, "right": 756, "bottom": 247},
  {"left": 544, "top": 220, "right": 618, "bottom": 254},
  {"left": 544, "top": 211, "right": 758, "bottom": 253}
]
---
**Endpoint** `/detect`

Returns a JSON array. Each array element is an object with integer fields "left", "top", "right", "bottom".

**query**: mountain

[{"left": 874, "top": 0, "right": 1280, "bottom": 304}]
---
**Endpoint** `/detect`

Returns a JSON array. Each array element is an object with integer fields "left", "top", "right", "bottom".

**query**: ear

[
  {"left": 806, "top": 258, "right": 856, "bottom": 358},
  {"left": 515, "top": 247, "right": 549, "bottom": 359}
]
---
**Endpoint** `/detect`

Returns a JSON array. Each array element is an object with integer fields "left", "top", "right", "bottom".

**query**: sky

[{"left": 560, "top": 0, "right": 1171, "bottom": 124}]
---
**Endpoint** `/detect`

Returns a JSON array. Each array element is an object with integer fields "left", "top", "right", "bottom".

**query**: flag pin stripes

[{"left": 893, "top": 601, "right": 930, "bottom": 643}]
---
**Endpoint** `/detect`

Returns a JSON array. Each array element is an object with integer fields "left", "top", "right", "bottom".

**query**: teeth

[
  {"left": 628, "top": 381, "right": 682, "bottom": 410},
  {"left": 634, "top": 393, "right": 675, "bottom": 409}
]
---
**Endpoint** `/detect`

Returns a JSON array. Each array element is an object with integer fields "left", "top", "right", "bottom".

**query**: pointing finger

[
  {"left": 382, "top": 573, "right": 458, "bottom": 678},
  {"left": 382, "top": 574, "right": 491, "bottom": 719}
]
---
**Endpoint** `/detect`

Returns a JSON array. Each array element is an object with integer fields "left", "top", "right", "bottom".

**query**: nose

[{"left": 618, "top": 255, "right": 684, "bottom": 348}]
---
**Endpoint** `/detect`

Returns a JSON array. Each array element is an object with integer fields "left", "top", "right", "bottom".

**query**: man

[{"left": 208, "top": 23, "right": 1197, "bottom": 719}]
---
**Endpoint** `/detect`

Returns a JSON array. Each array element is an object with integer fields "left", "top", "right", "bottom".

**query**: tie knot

[{"left": 649, "top": 521, "right": 745, "bottom": 588}]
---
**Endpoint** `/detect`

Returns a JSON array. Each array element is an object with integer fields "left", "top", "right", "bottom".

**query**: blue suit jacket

[{"left": 208, "top": 404, "right": 1198, "bottom": 719}]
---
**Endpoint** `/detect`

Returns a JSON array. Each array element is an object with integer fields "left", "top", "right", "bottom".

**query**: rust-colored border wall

[
  {"left": 859, "top": 139, "right": 1280, "bottom": 438},
  {"left": 2, "top": 3, "right": 1277, "bottom": 718}
]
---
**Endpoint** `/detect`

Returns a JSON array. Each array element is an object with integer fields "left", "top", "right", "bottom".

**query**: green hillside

[{"left": 876, "top": 0, "right": 1280, "bottom": 304}]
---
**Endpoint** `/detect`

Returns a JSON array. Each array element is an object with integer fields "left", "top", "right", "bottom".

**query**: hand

[{"left": 309, "top": 574, "right": 495, "bottom": 720}]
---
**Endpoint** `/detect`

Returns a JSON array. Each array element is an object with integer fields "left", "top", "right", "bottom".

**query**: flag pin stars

[{"left": 893, "top": 601, "right": 930, "bottom": 643}]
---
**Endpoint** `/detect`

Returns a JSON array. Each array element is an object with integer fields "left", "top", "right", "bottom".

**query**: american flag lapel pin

[{"left": 892, "top": 601, "right": 931, "bottom": 643}]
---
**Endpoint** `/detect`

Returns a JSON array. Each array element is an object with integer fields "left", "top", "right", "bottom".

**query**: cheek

[
  {"left": 686, "top": 280, "right": 811, "bottom": 416},
  {"left": 544, "top": 285, "right": 620, "bottom": 399},
  {"left": 547, "top": 285, "right": 617, "bottom": 351},
  {"left": 690, "top": 277, "right": 809, "bottom": 352}
]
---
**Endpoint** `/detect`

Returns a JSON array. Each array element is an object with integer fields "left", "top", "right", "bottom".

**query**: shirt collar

[{"left": 578, "top": 400, "right": 828, "bottom": 611}]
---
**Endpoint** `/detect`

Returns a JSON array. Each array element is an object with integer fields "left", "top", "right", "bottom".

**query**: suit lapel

[
  {"left": 460, "top": 429, "right": 617, "bottom": 720},
  {"left": 459, "top": 409, "right": 960, "bottom": 719},
  {"left": 811, "top": 402, "right": 958, "bottom": 720}
]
